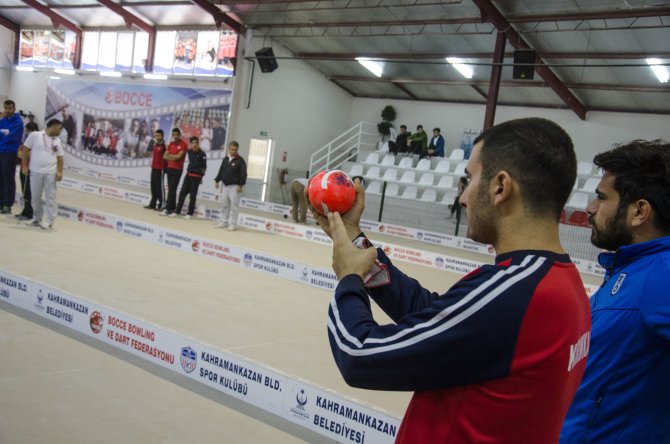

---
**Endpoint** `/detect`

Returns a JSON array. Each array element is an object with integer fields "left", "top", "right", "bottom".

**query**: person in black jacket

[
  {"left": 214, "top": 141, "right": 246, "bottom": 230},
  {"left": 174, "top": 136, "right": 207, "bottom": 219}
]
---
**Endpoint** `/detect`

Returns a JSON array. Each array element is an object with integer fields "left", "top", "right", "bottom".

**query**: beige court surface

[{"left": 1, "top": 184, "right": 472, "bottom": 443}]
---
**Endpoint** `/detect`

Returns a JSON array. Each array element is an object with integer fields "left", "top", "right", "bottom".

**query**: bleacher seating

[
  {"left": 420, "top": 189, "right": 437, "bottom": 202},
  {"left": 366, "top": 181, "right": 382, "bottom": 194},
  {"left": 381, "top": 155, "right": 396, "bottom": 167},
  {"left": 566, "top": 192, "right": 589, "bottom": 209},
  {"left": 452, "top": 162, "right": 466, "bottom": 177},
  {"left": 434, "top": 160, "right": 451, "bottom": 174},
  {"left": 441, "top": 190, "right": 457, "bottom": 205},
  {"left": 399, "top": 171, "right": 416, "bottom": 183},
  {"left": 348, "top": 164, "right": 364, "bottom": 177},
  {"left": 418, "top": 173, "right": 434, "bottom": 186},
  {"left": 401, "top": 186, "right": 418, "bottom": 199},
  {"left": 567, "top": 210, "right": 589, "bottom": 227},
  {"left": 382, "top": 168, "right": 398, "bottom": 181},
  {"left": 448, "top": 148, "right": 465, "bottom": 161},
  {"left": 581, "top": 177, "right": 600, "bottom": 194},
  {"left": 416, "top": 159, "right": 431, "bottom": 171},
  {"left": 437, "top": 176, "right": 454, "bottom": 188},
  {"left": 363, "top": 152, "right": 380, "bottom": 164},
  {"left": 365, "top": 166, "right": 381, "bottom": 180},
  {"left": 385, "top": 183, "right": 399, "bottom": 197},
  {"left": 398, "top": 157, "right": 413, "bottom": 169},
  {"left": 577, "top": 161, "right": 593, "bottom": 176}
]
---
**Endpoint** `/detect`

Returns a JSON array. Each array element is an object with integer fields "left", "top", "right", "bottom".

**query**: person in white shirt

[{"left": 23, "top": 119, "right": 64, "bottom": 230}]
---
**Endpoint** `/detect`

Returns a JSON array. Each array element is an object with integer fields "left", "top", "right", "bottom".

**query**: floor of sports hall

[{"left": 0, "top": 176, "right": 602, "bottom": 443}]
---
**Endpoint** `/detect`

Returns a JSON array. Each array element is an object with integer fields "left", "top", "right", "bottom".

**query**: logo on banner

[
  {"left": 34, "top": 289, "right": 45, "bottom": 310},
  {"left": 180, "top": 346, "right": 197, "bottom": 373},
  {"left": 265, "top": 222, "right": 273, "bottom": 231},
  {"left": 378, "top": 224, "right": 385, "bottom": 233},
  {"left": 417, "top": 232, "right": 424, "bottom": 241},
  {"left": 487, "top": 245, "right": 495, "bottom": 254},
  {"left": 243, "top": 253, "right": 253, "bottom": 267},
  {"left": 90, "top": 311, "right": 104, "bottom": 334},
  {"left": 301, "top": 267, "right": 309, "bottom": 281},
  {"left": 116, "top": 221, "right": 123, "bottom": 232},
  {"left": 205, "top": 209, "right": 211, "bottom": 218},
  {"left": 305, "top": 230, "right": 313, "bottom": 240},
  {"left": 77, "top": 210, "right": 84, "bottom": 222},
  {"left": 158, "top": 230, "right": 165, "bottom": 243},
  {"left": 435, "top": 257, "right": 445, "bottom": 268},
  {"left": 191, "top": 240, "right": 200, "bottom": 252},
  {"left": 383, "top": 246, "right": 392, "bottom": 256},
  {"left": 289, "top": 389, "right": 310, "bottom": 421}
]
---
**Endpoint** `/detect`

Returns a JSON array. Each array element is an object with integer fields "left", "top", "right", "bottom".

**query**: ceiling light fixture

[
  {"left": 646, "top": 58, "right": 669, "bottom": 83},
  {"left": 446, "top": 57, "right": 473, "bottom": 79},
  {"left": 356, "top": 57, "right": 383, "bottom": 77}
]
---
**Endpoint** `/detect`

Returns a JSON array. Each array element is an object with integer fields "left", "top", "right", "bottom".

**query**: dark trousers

[
  {"left": 165, "top": 168, "right": 182, "bottom": 213},
  {"left": 148, "top": 168, "right": 165, "bottom": 209},
  {"left": 176, "top": 175, "right": 201, "bottom": 216},
  {"left": 19, "top": 170, "right": 32, "bottom": 218},
  {"left": 0, "top": 152, "right": 18, "bottom": 207}
]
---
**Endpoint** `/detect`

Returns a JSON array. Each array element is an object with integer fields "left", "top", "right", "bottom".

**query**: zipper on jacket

[{"left": 581, "top": 393, "right": 604, "bottom": 444}]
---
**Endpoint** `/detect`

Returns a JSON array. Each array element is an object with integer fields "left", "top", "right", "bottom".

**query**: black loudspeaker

[
  {"left": 513, "top": 50, "right": 535, "bottom": 80},
  {"left": 255, "top": 47, "right": 278, "bottom": 73}
]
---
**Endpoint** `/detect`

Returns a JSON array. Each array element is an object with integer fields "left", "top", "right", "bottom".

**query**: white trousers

[
  {"left": 219, "top": 184, "right": 241, "bottom": 226},
  {"left": 31, "top": 172, "right": 57, "bottom": 224}
]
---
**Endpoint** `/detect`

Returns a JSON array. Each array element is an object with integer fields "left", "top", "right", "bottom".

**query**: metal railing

[{"left": 308, "top": 121, "right": 378, "bottom": 176}]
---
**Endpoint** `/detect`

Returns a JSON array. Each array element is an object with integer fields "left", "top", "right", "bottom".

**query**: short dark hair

[
  {"left": 46, "top": 119, "right": 62, "bottom": 128},
  {"left": 3, "top": 100, "right": 15, "bottom": 107},
  {"left": 400, "top": 125, "right": 407, "bottom": 130},
  {"left": 474, "top": 117, "right": 576, "bottom": 220},
  {"left": 416, "top": 125, "right": 423, "bottom": 130},
  {"left": 25, "top": 122, "right": 39, "bottom": 132},
  {"left": 594, "top": 139, "right": 670, "bottom": 233},
  {"left": 189, "top": 136, "right": 199, "bottom": 143},
  {"left": 154, "top": 129, "right": 164, "bottom": 135},
  {"left": 171, "top": 128, "right": 181, "bottom": 134},
  {"left": 229, "top": 141, "right": 239, "bottom": 148},
  {"left": 433, "top": 128, "right": 440, "bottom": 133}
]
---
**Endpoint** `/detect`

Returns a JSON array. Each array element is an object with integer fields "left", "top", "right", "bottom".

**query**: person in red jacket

[
  {"left": 144, "top": 129, "right": 167, "bottom": 210},
  {"left": 160, "top": 128, "right": 187, "bottom": 217},
  {"left": 311, "top": 117, "right": 591, "bottom": 443}
]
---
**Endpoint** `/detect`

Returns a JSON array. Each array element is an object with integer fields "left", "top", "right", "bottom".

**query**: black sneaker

[{"left": 143, "top": 205, "right": 155, "bottom": 209}]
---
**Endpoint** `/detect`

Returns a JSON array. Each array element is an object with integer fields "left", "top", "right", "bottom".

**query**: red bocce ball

[{"left": 308, "top": 169, "right": 356, "bottom": 215}]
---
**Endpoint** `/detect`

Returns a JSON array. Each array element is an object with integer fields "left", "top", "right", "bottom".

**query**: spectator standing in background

[{"left": 0, "top": 99, "right": 24, "bottom": 214}]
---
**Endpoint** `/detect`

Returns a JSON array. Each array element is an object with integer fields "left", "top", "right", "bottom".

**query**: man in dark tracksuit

[
  {"left": 214, "top": 140, "right": 246, "bottom": 231},
  {"left": 175, "top": 137, "right": 207, "bottom": 219},
  {"left": 311, "top": 118, "right": 591, "bottom": 443}
]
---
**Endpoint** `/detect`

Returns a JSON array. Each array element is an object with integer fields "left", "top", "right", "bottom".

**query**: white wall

[
  {"left": 350, "top": 97, "right": 670, "bottom": 162},
  {"left": 0, "top": 27, "right": 16, "bottom": 100}
]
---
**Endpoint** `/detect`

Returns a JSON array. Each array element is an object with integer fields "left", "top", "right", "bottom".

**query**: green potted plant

[{"left": 377, "top": 105, "right": 397, "bottom": 144}]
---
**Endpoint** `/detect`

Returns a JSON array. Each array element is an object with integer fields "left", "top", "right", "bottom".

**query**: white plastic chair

[
  {"left": 415, "top": 158, "right": 431, "bottom": 171},
  {"left": 581, "top": 177, "right": 600, "bottom": 194},
  {"left": 381, "top": 155, "right": 396, "bottom": 167},
  {"left": 418, "top": 173, "right": 434, "bottom": 186},
  {"left": 366, "top": 181, "right": 382, "bottom": 194},
  {"left": 382, "top": 168, "right": 398, "bottom": 181},
  {"left": 566, "top": 192, "right": 590, "bottom": 209},
  {"left": 441, "top": 189, "right": 457, "bottom": 205},
  {"left": 401, "top": 186, "right": 418, "bottom": 199},
  {"left": 452, "top": 162, "right": 467, "bottom": 177},
  {"left": 449, "top": 149, "right": 465, "bottom": 161},
  {"left": 434, "top": 160, "right": 451, "bottom": 174},
  {"left": 437, "top": 175, "right": 454, "bottom": 189},
  {"left": 398, "top": 157, "right": 413, "bottom": 169},
  {"left": 364, "top": 152, "right": 380, "bottom": 164},
  {"left": 365, "top": 166, "right": 381, "bottom": 179},
  {"left": 420, "top": 189, "right": 437, "bottom": 202},
  {"left": 385, "top": 183, "right": 399, "bottom": 197},
  {"left": 348, "top": 164, "right": 364, "bottom": 177},
  {"left": 399, "top": 171, "right": 416, "bottom": 183},
  {"left": 577, "top": 161, "right": 593, "bottom": 176}
]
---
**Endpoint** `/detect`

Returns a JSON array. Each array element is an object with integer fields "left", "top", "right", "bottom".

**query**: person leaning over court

[
  {"left": 561, "top": 140, "right": 670, "bottom": 443},
  {"left": 308, "top": 117, "right": 591, "bottom": 443}
]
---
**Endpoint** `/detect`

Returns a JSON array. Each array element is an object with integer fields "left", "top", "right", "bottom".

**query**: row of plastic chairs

[
  {"left": 364, "top": 149, "right": 465, "bottom": 166},
  {"left": 366, "top": 181, "right": 457, "bottom": 203},
  {"left": 350, "top": 165, "right": 466, "bottom": 187},
  {"left": 361, "top": 153, "right": 467, "bottom": 174}
]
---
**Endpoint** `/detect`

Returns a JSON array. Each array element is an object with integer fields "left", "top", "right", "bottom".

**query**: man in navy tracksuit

[
  {"left": 561, "top": 140, "right": 670, "bottom": 443},
  {"left": 311, "top": 118, "right": 592, "bottom": 443},
  {"left": 174, "top": 136, "right": 207, "bottom": 219},
  {"left": 0, "top": 100, "right": 24, "bottom": 214}
]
